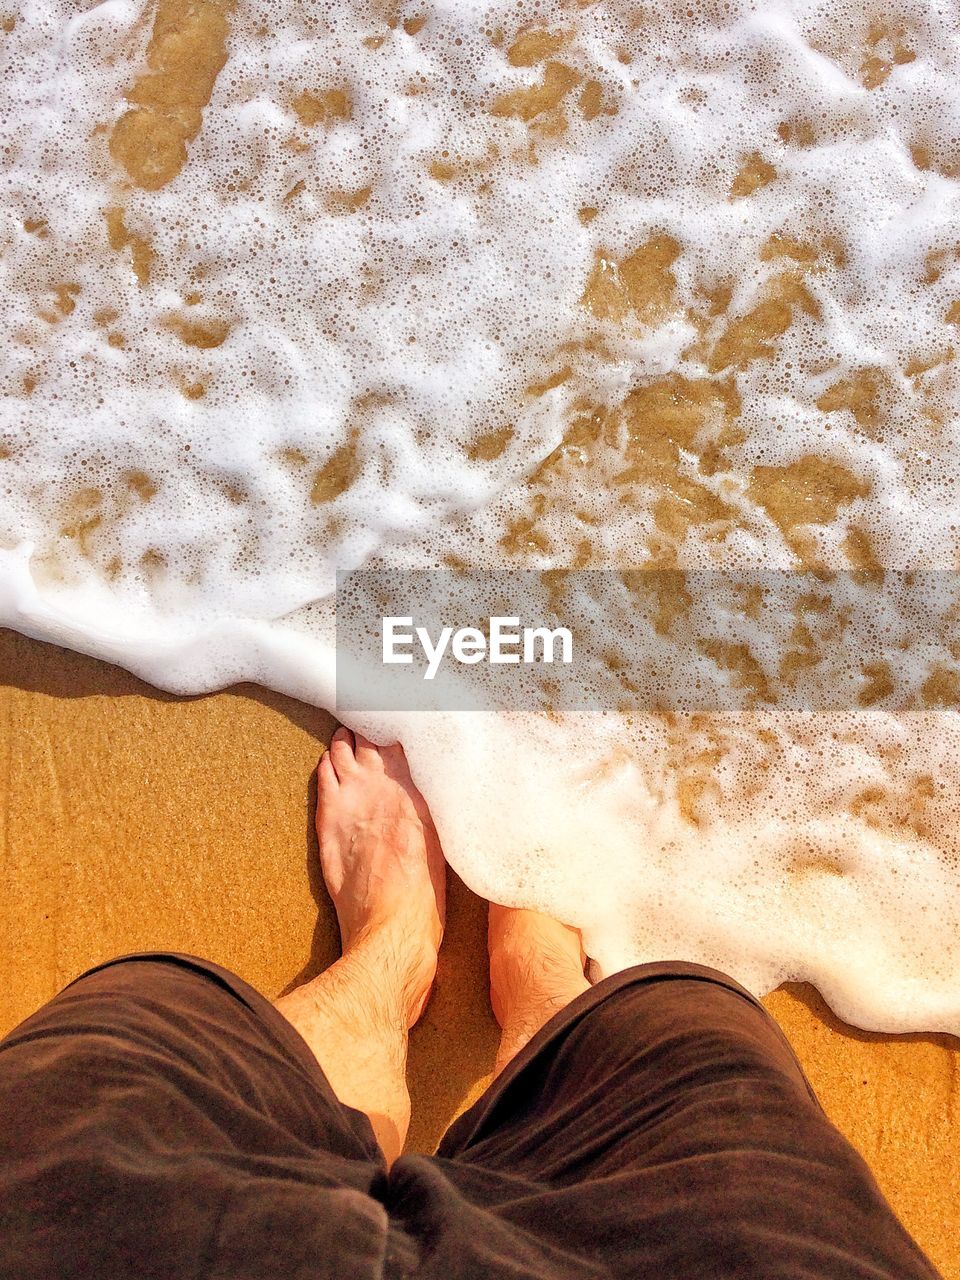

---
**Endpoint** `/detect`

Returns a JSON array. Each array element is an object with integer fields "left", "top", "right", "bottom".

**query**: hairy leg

[
  {"left": 275, "top": 729, "right": 445, "bottom": 1163},
  {"left": 488, "top": 905, "right": 591, "bottom": 1076}
]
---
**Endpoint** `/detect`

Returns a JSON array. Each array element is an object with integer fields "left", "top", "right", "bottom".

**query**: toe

[
  {"left": 318, "top": 750, "right": 339, "bottom": 792},
  {"left": 316, "top": 753, "right": 339, "bottom": 839},
  {"left": 329, "top": 727, "right": 358, "bottom": 779},
  {"left": 354, "top": 733, "right": 385, "bottom": 771},
  {"left": 380, "top": 741, "right": 415, "bottom": 785}
]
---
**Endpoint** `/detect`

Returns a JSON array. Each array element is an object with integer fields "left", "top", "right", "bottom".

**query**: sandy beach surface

[{"left": 1, "top": 625, "right": 957, "bottom": 1276}]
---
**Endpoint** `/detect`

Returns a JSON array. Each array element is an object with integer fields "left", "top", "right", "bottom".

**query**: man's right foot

[{"left": 488, "top": 905, "right": 592, "bottom": 1075}]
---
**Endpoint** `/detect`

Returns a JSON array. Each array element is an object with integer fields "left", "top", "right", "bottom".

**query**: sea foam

[{"left": 2, "top": 0, "right": 960, "bottom": 1032}]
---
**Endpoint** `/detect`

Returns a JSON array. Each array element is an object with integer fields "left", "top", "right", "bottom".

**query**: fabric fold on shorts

[{"left": 438, "top": 959, "right": 823, "bottom": 1157}]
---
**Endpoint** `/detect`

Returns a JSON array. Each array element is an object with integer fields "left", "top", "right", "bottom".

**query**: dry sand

[{"left": 0, "top": 626, "right": 956, "bottom": 1275}]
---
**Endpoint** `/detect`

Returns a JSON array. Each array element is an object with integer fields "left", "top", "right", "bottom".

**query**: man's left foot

[{"left": 318, "top": 728, "right": 446, "bottom": 1026}]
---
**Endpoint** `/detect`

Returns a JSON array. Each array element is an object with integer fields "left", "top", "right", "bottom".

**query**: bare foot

[
  {"left": 319, "top": 727, "right": 446, "bottom": 1026},
  {"left": 488, "top": 905, "right": 591, "bottom": 1075}
]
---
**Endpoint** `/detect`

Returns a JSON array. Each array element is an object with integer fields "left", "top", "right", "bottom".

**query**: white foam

[{"left": 2, "top": 0, "right": 960, "bottom": 1033}]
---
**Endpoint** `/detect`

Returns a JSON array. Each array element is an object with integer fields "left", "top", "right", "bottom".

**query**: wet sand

[{"left": 0, "top": 626, "right": 956, "bottom": 1276}]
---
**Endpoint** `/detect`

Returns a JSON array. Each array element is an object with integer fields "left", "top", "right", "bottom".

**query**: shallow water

[{"left": 2, "top": 0, "right": 960, "bottom": 1031}]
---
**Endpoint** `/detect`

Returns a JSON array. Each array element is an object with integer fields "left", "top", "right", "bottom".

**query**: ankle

[
  {"left": 345, "top": 920, "right": 439, "bottom": 1029},
  {"left": 489, "top": 916, "right": 587, "bottom": 1016},
  {"left": 487, "top": 909, "right": 591, "bottom": 1072},
  {"left": 491, "top": 965, "right": 590, "bottom": 1075},
  {"left": 490, "top": 948, "right": 590, "bottom": 1023}
]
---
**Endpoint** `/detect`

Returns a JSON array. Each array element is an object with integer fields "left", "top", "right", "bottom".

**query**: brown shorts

[{"left": 0, "top": 953, "right": 942, "bottom": 1279}]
